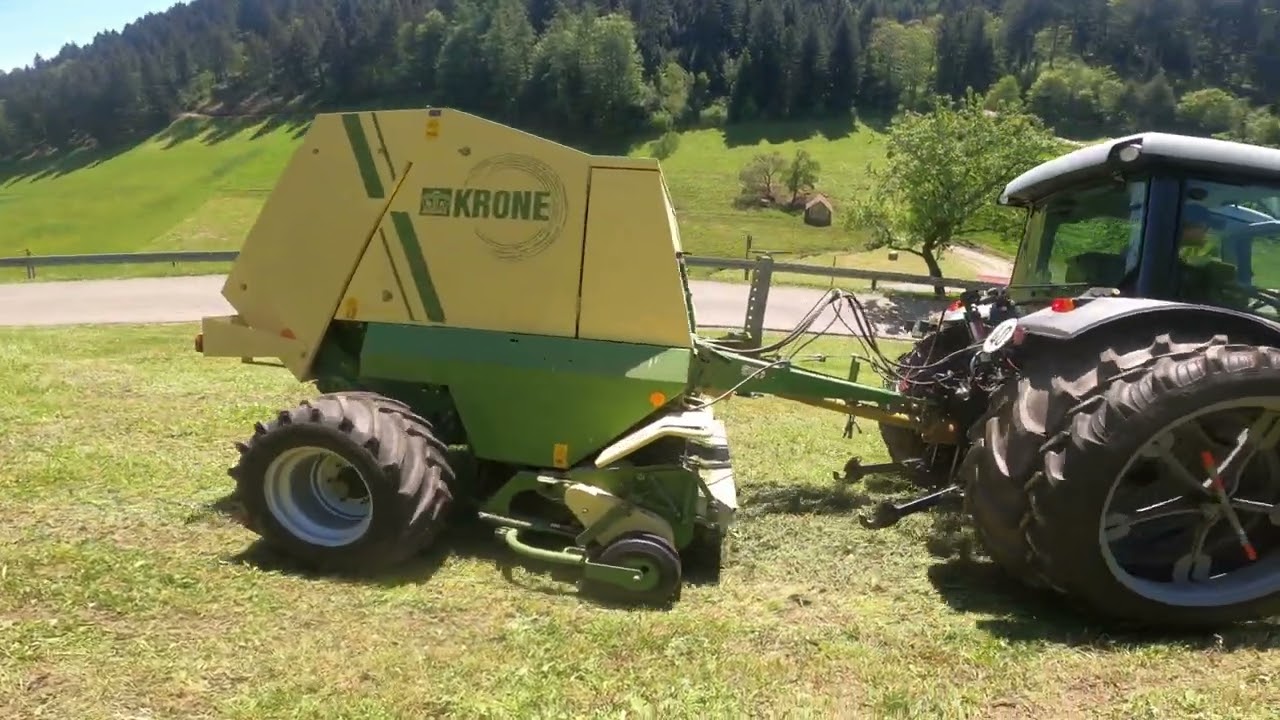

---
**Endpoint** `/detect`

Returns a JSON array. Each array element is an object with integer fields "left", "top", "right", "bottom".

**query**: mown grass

[{"left": 2, "top": 324, "right": 1278, "bottom": 718}]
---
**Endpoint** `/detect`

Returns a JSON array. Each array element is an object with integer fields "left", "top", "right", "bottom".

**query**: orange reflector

[
  {"left": 947, "top": 299, "right": 963, "bottom": 311},
  {"left": 649, "top": 391, "right": 667, "bottom": 408},
  {"left": 280, "top": 328, "right": 296, "bottom": 339},
  {"left": 1050, "top": 297, "right": 1076, "bottom": 312}
]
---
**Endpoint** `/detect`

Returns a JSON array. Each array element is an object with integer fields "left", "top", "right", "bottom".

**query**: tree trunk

[{"left": 922, "top": 242, "right": 945, "bottom": 298}]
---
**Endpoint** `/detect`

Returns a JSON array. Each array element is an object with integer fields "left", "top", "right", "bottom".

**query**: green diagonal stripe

[
  {"left": 390, "top": 211, "right": 446, "bottom": 323},
  {"left": 341, "top": 113, "right": 385, "bottom": 199}
]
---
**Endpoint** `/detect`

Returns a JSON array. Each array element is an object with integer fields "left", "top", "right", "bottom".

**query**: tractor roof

[{"left": 999, "top": 132, "right": 1280, "bottom": 207}]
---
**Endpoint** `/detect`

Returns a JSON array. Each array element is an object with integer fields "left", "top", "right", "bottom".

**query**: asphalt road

[{"left": 0, "top": 274, "right": 940, "bottom": 337}]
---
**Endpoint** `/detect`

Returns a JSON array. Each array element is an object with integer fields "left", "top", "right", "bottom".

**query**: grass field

[
  {"left": 3, "top": 323, "right": 1277, "bottom": 718},
  {"left": 0, "top": 113, "right": 997, "bottom": 289},
  {"left": 0, "top": 114, "right": 927, "bottom": 285}
]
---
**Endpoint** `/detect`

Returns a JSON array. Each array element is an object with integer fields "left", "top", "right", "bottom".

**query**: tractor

[
  {"left": 194, "top": 110, "right": 1280, "bottom": 629},
  {"left": 879, "top": 131, "right": 1280, "bottom": 627}
]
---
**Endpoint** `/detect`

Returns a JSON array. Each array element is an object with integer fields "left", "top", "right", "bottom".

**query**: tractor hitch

[
  {"left": 834, "top": 455, "right": 942, "bottom": 486},
  {"left": 858, "top": 484, "right": 963, "bottom": 529}
]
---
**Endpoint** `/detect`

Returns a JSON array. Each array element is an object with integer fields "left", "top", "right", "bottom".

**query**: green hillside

[{"left": 0, "top": 113, "right": 975, "bottom": 284}]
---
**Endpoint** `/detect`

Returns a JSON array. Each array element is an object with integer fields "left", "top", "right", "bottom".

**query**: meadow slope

[{"left": 0, "top": 114, "right": 988, "bottom": 286}]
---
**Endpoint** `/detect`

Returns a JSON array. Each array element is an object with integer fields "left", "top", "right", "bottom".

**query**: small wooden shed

[{"left": 804, "top": 194, "right": 833, "bottom": 227}]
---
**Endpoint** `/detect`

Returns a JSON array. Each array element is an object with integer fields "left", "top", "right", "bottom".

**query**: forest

[{"left": 2, "top": 0, "right": 1280, "bottom": 157}]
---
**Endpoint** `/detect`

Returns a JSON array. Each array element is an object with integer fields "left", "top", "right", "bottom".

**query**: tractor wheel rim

[
  {"left": 1100, "top": 397, "right": 1280, "bottom": 608},
  {"left": 263, "top": 446, "right": 373, "bottom": 547}
]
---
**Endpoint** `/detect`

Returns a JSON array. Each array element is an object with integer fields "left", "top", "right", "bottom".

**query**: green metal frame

[
  {"left": 301, "top": 301, "right": 940, "bottom": 599},
  {"left": 475, "top": 462, "right": 702, "bottom": 594},
  {"left": 478, "top": 463, "right": 702, "bottom": 550},
  {"left": 689, "top": 338, "right": 926, "bottom": 428}
]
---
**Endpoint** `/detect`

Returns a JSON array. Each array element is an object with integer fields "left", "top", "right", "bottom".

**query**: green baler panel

[{"left": 358, "top": 323, "right": 693, "bottom": 467}]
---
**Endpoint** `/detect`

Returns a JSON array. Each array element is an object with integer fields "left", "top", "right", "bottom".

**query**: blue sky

[{"left": 0, "top": 0, "right": 184, "bottom": 73}]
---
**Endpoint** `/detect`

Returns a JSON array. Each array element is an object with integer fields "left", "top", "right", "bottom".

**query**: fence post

[
  {"left": 743, "top": 234, "right": 753, "bottom": 281},
  {"left": 743, "top": 253, "right": 773, "bottom": 348},
  {"left": 24, "top": 249, "right": 33, "bottom": 280}
]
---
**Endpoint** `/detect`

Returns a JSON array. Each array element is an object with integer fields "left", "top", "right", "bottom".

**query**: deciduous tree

[{"left": 846, "top": 91, "right": 1063, "bottom": 297}]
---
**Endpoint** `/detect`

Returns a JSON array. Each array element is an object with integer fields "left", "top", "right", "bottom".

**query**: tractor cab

[{"left": 1000, "top": 132, "right": 1280, "bottom": 319}]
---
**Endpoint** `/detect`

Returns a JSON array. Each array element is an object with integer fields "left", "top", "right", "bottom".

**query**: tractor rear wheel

[
  {"left": 228, "top": 391, "right": 454, "bottom": 574},
  {"left": 964, "top": 329, "right": 1280, "bottom": 627},
  {"left": 879, "top": 331, "right": 958, "bottom": 483},
  {"left": 879, "top": 338, "right": 935, "bottom": 466}
]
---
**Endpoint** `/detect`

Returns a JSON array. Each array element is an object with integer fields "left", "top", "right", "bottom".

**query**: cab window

[
  {"left": 1011, "top": 179, "right": 1147, "bottom": 296},
  {"left": 1177, "top": 178, "right": 1280, "bottom": 317}
]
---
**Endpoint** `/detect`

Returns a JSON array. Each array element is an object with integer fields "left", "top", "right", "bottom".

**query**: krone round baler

[{"left": 193, "top": 107, "right": 934, "bottom": 604}]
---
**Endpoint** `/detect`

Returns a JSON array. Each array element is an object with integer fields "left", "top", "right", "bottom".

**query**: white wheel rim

[
  {"left": 1100, "top": 397, "right": 1280, "bottom": 607},
  {"left": 263, "top": 446, "right": 373, "bottom": 547}
]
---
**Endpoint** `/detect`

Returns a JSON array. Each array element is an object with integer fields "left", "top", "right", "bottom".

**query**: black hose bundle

[{"left": 702, "top": 288, "right": 981, "bottom": 389}]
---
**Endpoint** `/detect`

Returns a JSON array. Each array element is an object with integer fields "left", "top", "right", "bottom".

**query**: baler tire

[
  {"left": 962, "top": 328, "right": 1247, "bottom": 614},
  {"left": 228, "top": 391, "right": 454, "bottom": 575},
  {"left": 324, "top": 391, "right": 452, "bottom": 455}
]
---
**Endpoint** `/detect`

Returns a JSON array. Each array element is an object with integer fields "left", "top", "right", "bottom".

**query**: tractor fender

[{"left": 1014, "top": 296, "right": 1280, "bottom": 346}]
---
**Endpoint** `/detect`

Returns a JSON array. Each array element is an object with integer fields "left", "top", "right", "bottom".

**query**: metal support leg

[{"left": 743, "top": 254, "right": 774, "bottom": 348}]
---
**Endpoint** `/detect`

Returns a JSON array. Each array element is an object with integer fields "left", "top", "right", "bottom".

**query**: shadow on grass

[
  {"left": 718, "top": 111, "right": 894, "bottom": 148},
  {"left": 722, "top": 116, "right": 854, "bottom": 148},
  {"left": 742, "top": 481, "right": 876, "bottom": 516},
  {"left": 202, "top": 491, "right": 722, "bottom": 611},
  {"left": 155, "top": 113, "right": 314, "bottom": 149},
  {"left": 922, "top": 508, "right": 1280, "bottom": 649},
  {"left": 0, "top": 113, "right": 312, "bottom": 187},
  {"left": 0, "top": 142, "right": 134, "bottom": 186}
]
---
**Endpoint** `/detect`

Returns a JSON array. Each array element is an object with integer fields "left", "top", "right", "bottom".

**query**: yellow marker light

[
  {"left": 553, "top": 443, "right": 569, "bottom": 469},
  {"left": 649, "top": 391, "right": 667, "bottom": 408}
]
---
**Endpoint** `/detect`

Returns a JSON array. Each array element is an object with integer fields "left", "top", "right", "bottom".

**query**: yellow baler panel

[
  {"left": 221, "top": 112, "right": 404, "bottom": 378},
  {"left": 577, "top": 166, "right": 693, "bottom": 348},
  {"left": 365, "top": 109, "right": 590, "bottom": 338},
  {"left": 339, "top": 229, "right": 417, "bottom": 324}
]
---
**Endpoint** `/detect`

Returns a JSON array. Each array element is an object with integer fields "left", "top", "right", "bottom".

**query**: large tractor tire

[
  {"left": 228, "top": 391, "right": 455, "bottom": 574},
  {"left": 963, "top": 328, "right": 1280, "bottom": 627}
]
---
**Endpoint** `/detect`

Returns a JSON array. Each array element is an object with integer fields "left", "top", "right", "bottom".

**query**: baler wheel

[
  {"left": 228, "top": 391, "right": 454, "bottom": 574},
  {"left": 583, "top": 532, "right": 683, "bottom": 606},
  {"left": 965, "top": 329, "right": 1280, "bottom": 627}
]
